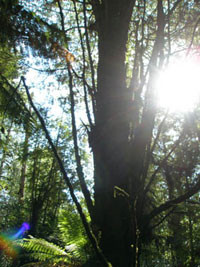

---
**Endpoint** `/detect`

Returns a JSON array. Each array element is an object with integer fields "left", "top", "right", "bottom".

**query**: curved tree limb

[{"left": 149, "top": 177, "right": 200, "bottom": 220}]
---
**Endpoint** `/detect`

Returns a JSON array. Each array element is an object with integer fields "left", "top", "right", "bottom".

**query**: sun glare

[{"left": 156, "top": 58, "right": 200, "bottom": 112}]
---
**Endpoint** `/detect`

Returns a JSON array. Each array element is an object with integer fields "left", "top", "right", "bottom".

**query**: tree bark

[
  {"left": 91, "top": 1, "right": 168, "bottom": 266},
  {"left": 91, "top": 1, "right": 137, "bottom": 266}
]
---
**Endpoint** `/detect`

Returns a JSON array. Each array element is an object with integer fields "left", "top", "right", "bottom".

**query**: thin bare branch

[
  {"left": 83, "top": 0, "right": 97, "bottom": 118},
  {"left": 72, "top": 0, "right": 93, "bottom": 126},
  {"left": 151, "top": 206, "right": 175, "bottom": 229},
  {"left": 57, "top": 0, "right": 94, "bottom": 217},
  {"left": 167, "top": 0, "right": 171, "bottom": 62},
  {"left": 57, "top": 0, "right": 65, "bottom": 35},
  {"left": 22, "top": 76, "right": 110, "bottom": 267},
  {"left": 186, "top": 16, "right": 200, "bottom": 57},
  {"left": 151, "top": 111, "right": 169, "bottom": 154},
  {"left": 72, "top": 67, "right": 94, "bottom": 97},
  {"left": 68, "top": 67, "right": 94, "bottom": 218},
  {"left": 144, "top": 131, "right": 185, "bottom": 196},
  {"left": 149, "top": 177, "right": 200, "bottom": 220}
]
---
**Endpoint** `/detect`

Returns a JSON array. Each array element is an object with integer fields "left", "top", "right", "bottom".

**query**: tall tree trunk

[
  {"left": 91, "top": 0, "right": 166, "bottom": 265},
  {"left": 91, "top": 1, "right": 137, "bottom": 266}
]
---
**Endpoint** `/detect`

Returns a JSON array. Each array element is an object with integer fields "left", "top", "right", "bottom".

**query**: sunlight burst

[{"left": 156, "top": 58, "right": 200, "bottom": 112}]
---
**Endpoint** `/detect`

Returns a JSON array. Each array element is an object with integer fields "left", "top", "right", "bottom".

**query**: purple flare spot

[
  {"left": 12, "top": 222, "right": 30, "bottom": 239},
  {"left": 22, "top": 222, "right": 30, "bottom": 231}
]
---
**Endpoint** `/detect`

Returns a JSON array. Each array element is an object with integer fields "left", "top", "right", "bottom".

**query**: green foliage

[
  {"left": 59, "top": 207, "right": 86, "bottom": 245},
  {"left": 0, "top": 0, "right": 70, "bottom": 58},
  {"left": 0, "top": 47, "right": 19, "bottom": 79},
  {"left": 58, "top": 204, "right": 92, "bottom": 262},
  {"left": 0, "top": 253, "right": 13, "bottom": 267},
  {"left": 17, "top": 236, "right": 82, "bottom": 266},
  {"left": 1, "top": 0, "right": 200, "bottom": 266},
  {"left": 0, "top": 45, "right": 33, "bottom": 128}
]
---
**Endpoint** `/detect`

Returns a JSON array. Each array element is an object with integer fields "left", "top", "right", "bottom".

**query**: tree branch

[
  {"left": 57, "top": 0, "right": 94, "bottom": 218},
  {"left": 72, "top": 0, "right": 93, "bottom": 126},
  {"left": 22, "top": 76, "right": 110, "bottom": 267},
  {"left": 83, "top": 0, "right": 97, "bottom": 98},
  {"left": 151, "top": 206, "right": 175, "bottom": 230},
  {"left": 151, "top": 111, "right": 169, "bottom": 154},
  {"left": 149, "top": 177, "right": 200, "bottom": 220},
  {"left": 186, "top": 16, "right": 200, "bottom": 56},
  {"left": 168, "top": 0, "right": 182, "bottom": 18},
  {"left": 0, "top": 74, "right": 33, "bottom": 124},
  {"left": 68, "top": 67, "right": 94, "bottom": 219},
  {"left": 144, "top": 130, "right": 185, "bottom": 196}
]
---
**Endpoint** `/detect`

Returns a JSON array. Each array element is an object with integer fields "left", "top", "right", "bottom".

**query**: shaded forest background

[{"left": 0, "top": 0, "right": 200, "bottom": 266}]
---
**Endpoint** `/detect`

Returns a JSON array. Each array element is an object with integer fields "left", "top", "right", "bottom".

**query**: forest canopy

[{"left": 0, "top": 0, "right": 200, "bottom": 266}]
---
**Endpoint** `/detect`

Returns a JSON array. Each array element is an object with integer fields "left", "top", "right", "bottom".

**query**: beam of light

[
  {"left": 0, "top": 222, "right": 30, "bottom": 258},
  {"left": 12, "top": 222, "right": 30, "bottom": 239}
]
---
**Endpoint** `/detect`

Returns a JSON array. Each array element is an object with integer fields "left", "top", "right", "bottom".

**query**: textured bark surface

[{"left": 91, "top": 1, "right": 137, "bottom": 265}]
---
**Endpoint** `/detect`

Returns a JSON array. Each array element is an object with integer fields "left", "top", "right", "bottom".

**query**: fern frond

[
  {"left": 16, "top": 236, "right": 81, "bottom": 266},
  {"left": 20, "top": 262, "right": 70, "bottom": 267},
  {"left": 22, "top": 236, "right": 67, "bottom": 255}
]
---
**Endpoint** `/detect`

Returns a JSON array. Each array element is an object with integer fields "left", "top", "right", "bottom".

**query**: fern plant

[
  {"left": 12, "top": 204, "right": 93, "bottom": 266},
  {"left": 58, "top": 205, "right": 94, "bottom": 263},
  {"left": 16, "top": 236, "right": 82, "bottom": 267}
]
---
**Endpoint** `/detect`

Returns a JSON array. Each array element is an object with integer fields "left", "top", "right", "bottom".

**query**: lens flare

[
  {"left": 0, "top": 222, "right": 30, "bottom": 258},
  {"left": 156, "top": 56, "right": 200, "bottom": 112},
  {"left": 12, "top": 222, "right": 30, "bottom": 239},
  {"left": 0, "top": 235, "right": 17, "bottom": 258}
]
